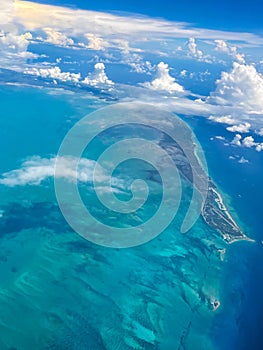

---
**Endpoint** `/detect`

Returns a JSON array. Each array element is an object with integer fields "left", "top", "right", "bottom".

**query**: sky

[
  {"left": 32, "top": 0, "right": 263, "bottom": 32},
  {"left": 1, "top": 0, "right": 263, "bottom": 160}
]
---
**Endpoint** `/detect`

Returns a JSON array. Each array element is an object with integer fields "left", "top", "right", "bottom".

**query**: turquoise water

[{"left": 0, "top": 85, "right": 259, "bottom": 349}]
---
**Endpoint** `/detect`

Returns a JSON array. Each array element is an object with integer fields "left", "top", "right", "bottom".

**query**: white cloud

[
  {"left": 1, "top": 0, "right": 262, "bottom": 139},
  {"left": 231, "top": 134, "right": 242, "bottom": 146},
  {"left": 126, "top": 56, "right": 150, "bottom": 73},
  {"left": 205, "top": 63, "right": 263, "bottom": 133},
  {"left": 231, "top": 134, "right": 263, "bottom": 151},
  {"left": 208, "top": 63, "right": 263, "bottom": 114},
  {"left": 0, "top": 30, "right": 37, "bottom": 67},
  {"left": 142, "top": 62, "right": 184, "bottom": 94},
  {"left": 238, "top": 156, "right": 249, "bottom": 163},
  {"left": 187, "top": 37, "right": 203, "bottom": 59},
  {"left": 113, "top": 39, "right": 143, "bottom": 55},
  {"left": 108, "top": 39, "right": 151, "bottom": 74},
  {"left": 235, "top": 53, "right": 245, "bottom": 64},
  {"left": 43, "top": 28, "right": 74, "bottom": 47},
  {"left": 180, "top": 69, "right": 187, "bottom": 77},
  {"left": 255, "top": 128, "right": 263, "bottom": 136},
  {"left": 0, "top": 156, "right": 123, "bottom": 191},
  {"left": 214, "top": 39, "right": 229, "bottom": 53},
  {"left": 214, "top": 39, "right": 245, "bottom": 63},
  {"left": 208, "top": 115, "right": 237, "bottom": 125},
  {"left": 84, "top": 33, "right": 109, "bottom": 50},
  {"left": 82, "top": 63, "right": 114, "bottom": 87},
  {"left": 215, "top": 136, "right": 225, "bottom": 140},
  {"left": 24, "top": 66, "right": 81, "bottom": 83},
  {"left": 0, "top": 157, "right": 57, "bottom": 186},
  {"left": 24, "top": 63, "right": 114, "bottom": 88},
  {"left": 255, "top": 143, "right": 263, "bottom": 152},
  {"left": 0, "top": 31, "right": 32, "bottom": 52},
  {"left": 120, "top": 83, "right": 223, "bottom": 117},
  {"left": 226, "top": 122, "right": 251, "bottom": 133},
  {"left": 0, "top": 0, "right": 15, "bottom": 30},
  {"left": 14, "top": 1, "right": 263, "bottom": 46},
  {"left": 242, "top": 136, "right": 256, "bottom": 148}
]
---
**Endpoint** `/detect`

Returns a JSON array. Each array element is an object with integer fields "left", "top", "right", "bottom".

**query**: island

[{"left": 158, "top": 133, "right": 253, "bottom": 244}]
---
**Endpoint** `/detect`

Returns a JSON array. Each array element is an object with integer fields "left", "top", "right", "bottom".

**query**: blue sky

[{"left": 33, "top": 0, "right": 263, "bottom": 32}]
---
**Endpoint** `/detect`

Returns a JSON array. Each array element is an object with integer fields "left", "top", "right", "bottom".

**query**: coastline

[{"left": 202, "top": 183, "right": 255, "bottom": 245}]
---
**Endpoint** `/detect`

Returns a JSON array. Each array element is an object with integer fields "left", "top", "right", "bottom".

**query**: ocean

[
  {"left": 190, "top": 116, "right": 263, "bottom": 350},
  {"left": 0, "top": 84, "right": 262, "bottom": 349}
]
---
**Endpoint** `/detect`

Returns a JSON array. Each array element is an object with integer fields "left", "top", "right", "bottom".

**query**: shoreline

[{"left": 202, "top": 185, "right": 255, "bottom": 244}]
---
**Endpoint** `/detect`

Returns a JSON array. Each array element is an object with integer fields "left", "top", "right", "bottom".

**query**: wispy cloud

[
  {"left": 0, "top": 156, "right": 125, "bottom": 191},
  {"left": 14, "top": 1, "right": 263, "bottom": 45}
]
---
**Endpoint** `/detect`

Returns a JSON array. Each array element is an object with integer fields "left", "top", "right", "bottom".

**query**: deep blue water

[{"left": 187, "top": 116, "right": 263, "bottom": 350}]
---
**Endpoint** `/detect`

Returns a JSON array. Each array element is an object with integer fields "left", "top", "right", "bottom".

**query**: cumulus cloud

[
  {"left": 205, "top": 63, "right": 263, "bottom": 135},
  {"left": 208, "top": 63, "right": 263, "bottom": 114},
  {"left": 231, "top": 134, "right": 242, "bottom": 146},
  {"left": 214, "top": 39, "right": 245, "bottom": 63},
  {"left": 82, "top": 63, "right": 114, "bottom": 87},
  {"left": 226, "top": 122, "right": 251, "bottom": 133},
  {"left": 24, "top": 63, "right": 114, "bottom": 87},
  {"left": 43, "top": 28, "right": 74, "bottom": 46},
  {"left": 187, "top": 37, "right": 203, "bottom": 59},
  {"left": 255, "top": 143, "right": 263, "bottom": 152},
  {"left": 142, "top": 62, "right": 184, "bottom": 94},
  {"left": 243, "top": 136, "right": 257, "bottom": 148},
  {"left": 231, "top": 134, "right": 263, "bottom": 151},
  {"left": 0, "top": 30, "right": 37, "bottom": 66},
  {"left": 127, "top": 59, "right": 153, "bottom": 74},
  {"left": 180, "top": 69, "right": 187, "bottom": 77},
  {"left": 24, "top": 66, "right": 81, "bottom": 83},
  {"left": 0, "top": 31, "right": 32, "bottom": 52},
  {"left": 214, "top": 39, "right": 229, "bottom": 53}
]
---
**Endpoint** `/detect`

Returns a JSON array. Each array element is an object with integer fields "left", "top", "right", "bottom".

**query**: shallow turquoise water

[{"left": 0, "top": 85, "right": 256, "bottom": 349}]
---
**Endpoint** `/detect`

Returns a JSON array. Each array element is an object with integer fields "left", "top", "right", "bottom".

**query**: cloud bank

[
  {"left": 24, "top": 63, "right": 114, "bottom": 87},
  {"left": 14, "top": 1, "right": 263, "bottom": 45},
  {"left": 24, "top": 66, "right": 81, "bottom": 83}
]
